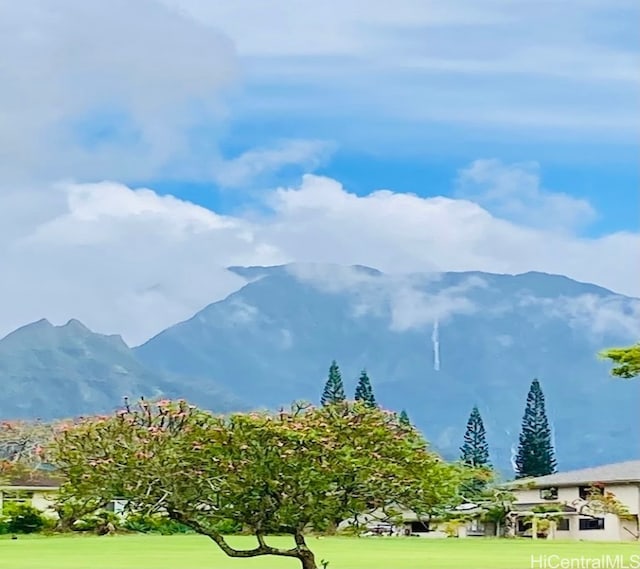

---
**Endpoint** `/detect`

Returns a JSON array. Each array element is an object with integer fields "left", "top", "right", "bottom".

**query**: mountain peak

[
  {"left": 62, "top": 318, "right": 91, "bottom": 333},
  {"left": 28, "top": 318, "right": 53, "bottom": 329},
  {"left": 227, "top": 263, "right": 383, "bottom": 281}
]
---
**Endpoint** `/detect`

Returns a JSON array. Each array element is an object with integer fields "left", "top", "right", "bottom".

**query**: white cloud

[
  {"left": 1, "top": 171, "right": 638, "bottom": 345},
  {"left": 0, "top": 0, "right": 322, "bottom": 187},
  {"left": 167, "top": 0, "right": 639, "bottom": 136},
  {"left": 287, "top": 264, "right": 485, "bottom": 331},
  {"left": 212, "top": 140, "right": 334, "bottom": 188},
  {"left": 0, "top": 0, "right": 238, "bottom": 184},
  {"left": 1, "top": 181, "right": 286, "bottom": 344},
  {"left": 519, "top": 294, "right": 640, "bottom": 341},
  {"left": 455, "top": 159, "right": 597, "bottom": 231}
]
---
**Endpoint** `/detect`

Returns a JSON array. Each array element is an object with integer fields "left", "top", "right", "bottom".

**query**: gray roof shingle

[{"left": 507, "top": 460, "right": 640, "bottom": 488}]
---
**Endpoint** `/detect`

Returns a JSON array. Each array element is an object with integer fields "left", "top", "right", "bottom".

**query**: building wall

[
  {"left": 31, "top": 491, "right": 58, "bottom": 518},
  {"left": 0, "top": 488, "right": 59, "bottom": 518},
  {"left": 513, "top": 483, "right": 640, "bottom": 513},
  {"left": 511, "top": 483, "right": 640, "bottom": 542},
  {"left": 606, "top": 484, "right": 640, "bottom": 515},
  {"left": 620, "top": 518, "right": 640, "bottom": 541},
  {"left": 572, "top": 513, "right": 620, "bottom": 542}
]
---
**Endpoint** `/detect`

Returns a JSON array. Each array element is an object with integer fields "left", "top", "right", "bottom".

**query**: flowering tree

[
  {"left": 50, "top": 399, "right": 463, "bottom": 569},
  {"left": 0, "top": 419, "right": 54, "bottom": 467},
  {"left": 0, "top": 419, "right": 58, "bottom": 486}
]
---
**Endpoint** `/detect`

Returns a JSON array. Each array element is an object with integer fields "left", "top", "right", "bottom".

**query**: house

[
  {"left": 337, "top": 502, "right": 495, "bottom": 538},
  {"left": 505, "top": 460, "right": 640, "bottom": 541},
  {"left": 0, "top": 474, "right": 127, "bottom": 520},
  {"left": 0, "top": 473, "right": 60, "bottom": 518}
]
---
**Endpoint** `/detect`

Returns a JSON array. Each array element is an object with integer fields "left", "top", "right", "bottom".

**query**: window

[
  {"left": 1, "top": 491, "right": 34, "bottom": 513},
  {"left": 579, "top": 517, "right": 605, "bottom": 531},
  {"left": 518, "top": 519, "right": 532, "bottom": 533},
  {"left": 540, "top": 487, "right": 558, "bottom": 500},
  {"left": 1, "top": 490, "right": 34, "bottom": 504},
  {"left": 557, "top": 518, "right": 570, "bottom": 531},
  {"left": 105, "top": 499, "right": 128, "bottom": 514},
  {"left": 410, "top": 521, "right": 429, "bottom": 533},
  {"left": 467, "top": 519, "right": 485, "bottom": 534},
  {"left": 579, "top": 485, "right": 604, "bottom": 500}
]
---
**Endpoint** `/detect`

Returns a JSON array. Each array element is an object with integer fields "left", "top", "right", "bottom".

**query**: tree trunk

[
  {"left": 294, "top": 531, "right": 318, "bottom": 569},
  {"left": 298, "top": 550, "right": 318, "bottom": 569}
]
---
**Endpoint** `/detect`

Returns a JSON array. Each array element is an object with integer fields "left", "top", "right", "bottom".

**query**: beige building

[
  {"left": 507, "top": 460, "right": 640, "bottom": 541},
  {"left": 0, "top": 473, "right": 59, "bottom": 518}
]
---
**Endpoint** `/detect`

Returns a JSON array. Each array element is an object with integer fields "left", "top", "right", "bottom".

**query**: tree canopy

[
  {"left": 398, "top": 410, "right": 411, "bottom": 427},
  {"left": 354, "top": 370, "right": 376, "bottom": 408},
  {"left": 515, "top": 379, "right": 556, "bottom": 479},
  {"left": 599, "top": 343, "right": 640, "bottom": 379},
  {"left": 320, "top": 360, "right": 346, "bottom": 406},
  {"left": 0, "top": 419, "right": 56, "bottom": 484},
  {"left": 50, "top": 399, "right": 463, "bottom": 569},
  {"left": 459, "top": 406, "right": 491, "bottom": 468}
]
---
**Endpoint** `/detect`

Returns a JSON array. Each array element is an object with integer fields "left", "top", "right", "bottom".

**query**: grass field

[{"left": 1, "top": 534, "right": 638, "bottom": 569}]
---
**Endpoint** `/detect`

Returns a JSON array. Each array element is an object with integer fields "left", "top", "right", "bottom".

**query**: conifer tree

[
  {"left": 354, "top": 370, "right": 376, "bottom": 408},
  {"left": 460, "top": 406, "right": 491, "bottom": 468},
  {"left": 398, "top": 410, "right": 411, "bottom": 427},
  {"left": 515, "top": 379, "right": 557, "bottom": 478},
  {"left": 320, "top": 360, "right": 346, "bottom": 406}
]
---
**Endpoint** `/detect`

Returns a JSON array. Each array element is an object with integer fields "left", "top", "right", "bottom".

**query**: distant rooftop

[{"left": 508, "top": 460, "right": 640, "bottom": 488}]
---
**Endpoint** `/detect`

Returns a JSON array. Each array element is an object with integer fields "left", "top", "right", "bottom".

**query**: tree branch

[{"left": 170, "top": 511, "right": 299, "bottom": 559}]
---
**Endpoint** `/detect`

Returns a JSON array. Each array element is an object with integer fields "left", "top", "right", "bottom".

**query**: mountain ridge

[{"left": 1, "top": 265, "right": 638, "bottom": 474}]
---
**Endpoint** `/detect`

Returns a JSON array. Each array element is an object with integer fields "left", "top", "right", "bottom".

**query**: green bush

[
  {"left": 212, "top": 518, "right": 242, "bottom": 534},
  {"left": 72, "top": 510, "right": 121, "bottom": 534},
  {"left": 2, "top": 503, "right": 46, "bottom": 534},
  {"left": 122, "top": 513, "right": 192, "bottom": 535},
  {"left": 122, "top": 513, "right": 240, "bottom": 535}
]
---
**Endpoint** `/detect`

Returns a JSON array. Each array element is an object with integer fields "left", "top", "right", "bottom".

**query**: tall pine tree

[
  {"left": 398, "top": 410, "right": 411, "bottom": 427},
  {"left": 320, "top": 360, "right": 346, "bottom": 406},
  {"left": 354, "top": 370, "right": 376, "bottom": 408},
  {"left": 460, "top": 406, "right": 491, "bottom": 467},
  {"left": 515, "top": 378, "right": 557, "bottom": 478}
]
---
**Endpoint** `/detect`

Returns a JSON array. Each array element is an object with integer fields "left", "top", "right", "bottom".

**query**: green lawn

[{"left": 1, "top": 535, "right": 638, "bottom": 569}]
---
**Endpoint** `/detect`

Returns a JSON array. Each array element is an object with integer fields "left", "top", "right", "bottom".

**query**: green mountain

[
  {"left": 135, "top": 264, "right": 640, "bottom": 473},
  {"left": 0, "top": 318, "right": 241, "bottom": 419},
  {"left": 1, "top": 264, "right": 638, "bottom": 474}
]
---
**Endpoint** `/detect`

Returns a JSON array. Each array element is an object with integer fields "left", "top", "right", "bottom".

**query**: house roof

[
  {"left": 507, "top": 460, "right": 640, "bottom": 488},
  {"left": 510, "top": 503, "right": 578, "bottom": 513},
  {"left": 2, "top": 473, "right": 61, "bottom": 489}
]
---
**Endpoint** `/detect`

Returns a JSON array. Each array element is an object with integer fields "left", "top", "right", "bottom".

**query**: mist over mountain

[
  {"left": 135, "top": 264, "right": 640, "bottom": 472},
  {"left": 1, "top": 264, "right": 638, "bottom": 474}
]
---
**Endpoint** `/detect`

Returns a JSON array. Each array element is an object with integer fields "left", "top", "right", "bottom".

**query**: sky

[{"left": 0, "top": 0, "right": 638, "bottom": 344}]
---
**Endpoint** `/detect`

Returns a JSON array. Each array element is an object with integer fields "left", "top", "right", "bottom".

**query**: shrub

[
  {"left": 123, "top": 513, "right": 192, "bottom": 535},
  {"left": 72, "top": 510, "right": 121, "bottom": 534},
  {"left": 2, "top": 503, "right": 46, "bottom": 534},
  {"left": 122, "top": 512, "right": 240, "bottom": 535}
]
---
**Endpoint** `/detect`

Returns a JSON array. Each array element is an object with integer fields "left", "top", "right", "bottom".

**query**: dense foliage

[
  {"left": 0, "top": 420, "right": 55, "bottom": 471},
  {"left": 50, "top": 399, "right": 463, "bottom": 569},
  {"left": 0, "top": 503, "right": 48, "bottom": 534},
  {"left": 515, "top": 379, "right": 557, "bottom": 479},
  {"left": 600, "top": 343, "right": 640, "bottom": 379}
]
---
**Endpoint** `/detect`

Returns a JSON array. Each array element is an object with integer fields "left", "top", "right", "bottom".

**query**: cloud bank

[{"left": 1, "top": 164, "right": 638, "bottom": 344}]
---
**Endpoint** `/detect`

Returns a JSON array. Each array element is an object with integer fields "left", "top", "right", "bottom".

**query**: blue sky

[
  {"left": 0, "top": 0, "right": 638, "bottom": 342},
  {"left": 149, "top": 0, "right": 639, "bottom": 236}
]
